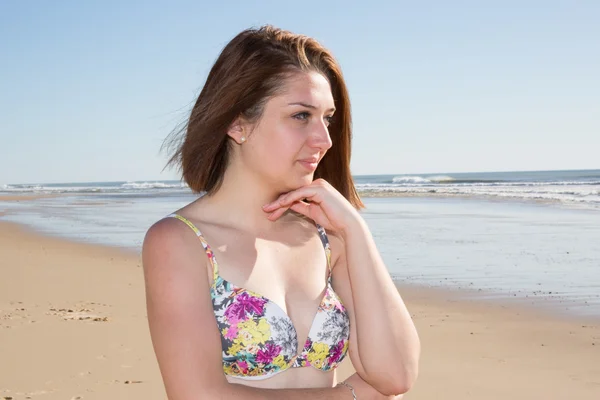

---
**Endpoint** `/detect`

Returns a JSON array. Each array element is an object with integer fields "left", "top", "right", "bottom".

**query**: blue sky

[{"left": 1, "top": 1, "right": 598, "bottom": 184}]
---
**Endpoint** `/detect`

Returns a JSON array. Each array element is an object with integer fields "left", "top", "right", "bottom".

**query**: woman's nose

[{"left": 309, "top": 121, "right": 333, "bottom": 150}]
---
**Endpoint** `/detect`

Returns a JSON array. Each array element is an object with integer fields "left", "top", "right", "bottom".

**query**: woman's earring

[{"left": 240, "top": 137, "right": 246, "bottom": 143}]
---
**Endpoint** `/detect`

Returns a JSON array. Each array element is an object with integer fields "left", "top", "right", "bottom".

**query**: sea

[
  {"left": 2, "top": 169, "right": 599, "bottom": 319},
  {"left": 2, "top": 169, "right": 600, "bottom": 206}
]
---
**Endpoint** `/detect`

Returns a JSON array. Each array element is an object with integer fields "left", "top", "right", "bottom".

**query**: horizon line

[{"left": 2, "top": 167, "right": 599, "bottom": 186}]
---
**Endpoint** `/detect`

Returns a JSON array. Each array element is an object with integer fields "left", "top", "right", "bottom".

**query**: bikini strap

[
  {"left": 167, "top": 213, "right": 219, "bottom": 283},
  {"left": 316, "top": 224, "right": 333, "bottom": 284}
]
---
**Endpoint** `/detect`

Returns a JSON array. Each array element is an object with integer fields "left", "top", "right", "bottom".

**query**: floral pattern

[
  {"left": 168, "top": 213, "right": 350, "bottom": 380},
  {"left": 213, "top": 275, "right": 350, "bottom": 379}
]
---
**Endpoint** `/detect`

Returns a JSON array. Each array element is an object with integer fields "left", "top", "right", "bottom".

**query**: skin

[{"left": 142, "top": 71, "right": 419, "bottom": 399}]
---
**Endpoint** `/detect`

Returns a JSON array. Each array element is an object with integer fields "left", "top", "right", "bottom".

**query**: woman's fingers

[
  {"left": 289, "top": 201, "right": 311, "bottom": 217},
  {"left": 266, "top": 205, "right": 290, "bottom": 221},
  {"left": 262, "top": 202, "right": 280, "bottom": 212},
  {"left": 263, "top": 187, "right": 322, "bottom": 212}
]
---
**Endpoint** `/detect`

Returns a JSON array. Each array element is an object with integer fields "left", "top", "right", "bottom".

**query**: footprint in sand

[
  {"left": 48, "top": 307, "right": 109, "bottom": 322},
  {"left": 46, "top": 301, "right": 113, "bottom": 322},
  {"left": 0, "top": 305, "right": 32, "bottom": 328}
]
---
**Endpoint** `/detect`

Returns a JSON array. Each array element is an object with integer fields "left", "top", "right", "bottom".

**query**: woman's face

[{"left": 240, "top": 71, "right": 335, "bottom": 191}]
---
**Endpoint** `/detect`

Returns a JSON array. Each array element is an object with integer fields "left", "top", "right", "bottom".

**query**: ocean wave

[
  {"left": 3, "top": 184, "right": 44, "bottom": 190},
  {"left": 382, "top": 178, "right": 600, "bottom": 187},
  {"left": 121, "top": 181, "right": 188, "bottom": 190},
  {"left": 463, "top": 180, "right": 600, "bottom": 187},
  {"left": 356, "top": 184, "right": 600, "bottom": 205},
  {"left": 1, "top": 185, "right": 105, "bottom": 193},
  {"left": 0, "top": 181, "right": 190, "bottom": 194},
  {"left": 391, "top": 175, "right": 455, "bottom": 184}
]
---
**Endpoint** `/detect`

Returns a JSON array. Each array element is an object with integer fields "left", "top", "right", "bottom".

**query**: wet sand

[{"left": 0, "top": 195, "right": 59, "bottom": 202}]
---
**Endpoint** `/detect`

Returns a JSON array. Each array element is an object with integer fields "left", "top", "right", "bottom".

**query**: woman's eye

[
  {"left": 293, "top": 112, "right": 310, "bottom": 121},
  {"left": 293, "top": 112, "right": 334, "bottom": 126}
]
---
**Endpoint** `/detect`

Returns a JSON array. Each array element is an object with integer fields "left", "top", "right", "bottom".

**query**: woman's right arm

[{"left": 142, "top": 218, "right": 399, "bottom": 400}]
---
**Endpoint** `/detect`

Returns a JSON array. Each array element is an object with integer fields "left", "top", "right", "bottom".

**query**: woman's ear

[{"left": 227, "top": 117, "right": 248, "bottom": 145}]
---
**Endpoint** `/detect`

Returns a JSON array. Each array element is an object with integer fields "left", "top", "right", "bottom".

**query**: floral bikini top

[{"left": 168, "top": 213, "right": 350, "bottom": 380}]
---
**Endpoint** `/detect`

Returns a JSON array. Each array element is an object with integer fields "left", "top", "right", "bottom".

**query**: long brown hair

[{"left": 163, "top": 25, "right": 364, "bottom": 209}]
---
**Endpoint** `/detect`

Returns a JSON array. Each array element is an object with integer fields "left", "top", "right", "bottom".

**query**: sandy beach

[{"left": 1, "top": 215, "right": 599, "bottom": 400}]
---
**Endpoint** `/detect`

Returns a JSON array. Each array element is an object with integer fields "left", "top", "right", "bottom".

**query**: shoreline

[
  {"left": 0, "top": 194, "right": 61, "bottom": 202},
  {"left": 2, "top": 220, "right": 600, "bottom": 399},
  {"left": 2, "top": 189, "right": 598, "bottom": 211},
  {"left": 2, "top": 198, "right": 599, "bottom": 324}
]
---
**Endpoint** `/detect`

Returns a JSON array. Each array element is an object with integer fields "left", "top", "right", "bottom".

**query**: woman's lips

[{"left": 298, "top": 158, "right": 319, "bottom": 171}]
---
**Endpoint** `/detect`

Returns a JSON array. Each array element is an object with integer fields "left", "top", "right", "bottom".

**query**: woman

[{"left": 143, "top": 26, "right": 420, "bottom": 399}]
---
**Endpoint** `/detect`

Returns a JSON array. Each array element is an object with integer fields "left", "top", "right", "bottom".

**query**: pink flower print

[
  {"left": 203, "top": 245, "right": 214, "bottom": 259},
  {"left": 224, "top": 324, "right": 238, "bottom": 340},
  {"left": 224, "top": 292, "right": 268, "bottom": 323},
  {"left": 256, "top": 342, "right": 281, "bottom": 364},
  {"left": 237, "top": 360, "right": 248, "bottom": 374},
  {"left": 334, "top": 297, "right": 346, "bottom": 312},
  {"left": 329, "top": 340, "right": 345, "bottom": 365}
]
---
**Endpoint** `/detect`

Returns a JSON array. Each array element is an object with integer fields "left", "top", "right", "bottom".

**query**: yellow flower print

[
  {"left": 236, "top": 318, "right": 271, "bottom": 345},
  {"left": 223, "top": 364, "right": 236, "bottom": 375},
  {"left": 342, "top": 341, "right": 349, "bottom": 354},
  {"left": 235, "top": 329, "right": 253, "bottom": 345},
  {"left": 248, "top": 367, "right": 263, "bottom": 377},
  {"left": 307, "top": 342, "right": 329, "bottom": 368},
  {"left": 256, "top": 318, "right": 270, "bottom": 338},
  {"left": 227, "top": 342, "right": 243, "bottom": 356},
  {"left": 272, "top": 354, "right": 288, "bottom": 369}
]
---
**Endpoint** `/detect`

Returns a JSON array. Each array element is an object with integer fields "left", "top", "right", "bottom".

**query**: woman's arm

[
  {"left": 331, "top": 217, "right": 421, "bottom": 395},
  {"left": 142, "top": 218, "right": 398, "bottom": 400}
]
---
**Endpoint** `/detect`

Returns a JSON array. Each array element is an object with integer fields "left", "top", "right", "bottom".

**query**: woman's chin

[
  {"left": 283, "top": 174, "right": 314, "bottom": 192},
  {"left": 298, "top": 174, "right": 315, "bottom": 186}
]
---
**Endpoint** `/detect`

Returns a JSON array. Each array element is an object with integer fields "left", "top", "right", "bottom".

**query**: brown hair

[{"left": 163, "top": 25, "right": 364, "bottom": 209}]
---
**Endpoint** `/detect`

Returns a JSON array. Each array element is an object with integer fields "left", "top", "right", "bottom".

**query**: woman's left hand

[{"left": 262, "top": 178, "right": 361, "bottom": 234}]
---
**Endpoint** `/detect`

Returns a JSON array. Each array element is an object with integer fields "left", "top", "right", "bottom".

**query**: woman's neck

[{"left": 191, "top": 165, "right": 295, "bottom": 235}]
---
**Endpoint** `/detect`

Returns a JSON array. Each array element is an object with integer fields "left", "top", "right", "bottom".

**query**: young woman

[{"left": 143, "top": 25, "right": 420, "bottom": 399}]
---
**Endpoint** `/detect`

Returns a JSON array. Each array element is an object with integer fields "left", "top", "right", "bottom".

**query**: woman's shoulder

[
  {"left": 143, "top": 211, "right": 212, "bottom": 265},
  {"left": 143, "top": 216, "right": 198, "bottom": 260},
  {"left": 145, "top": 213, "right": 187, "bottom": 238}
]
